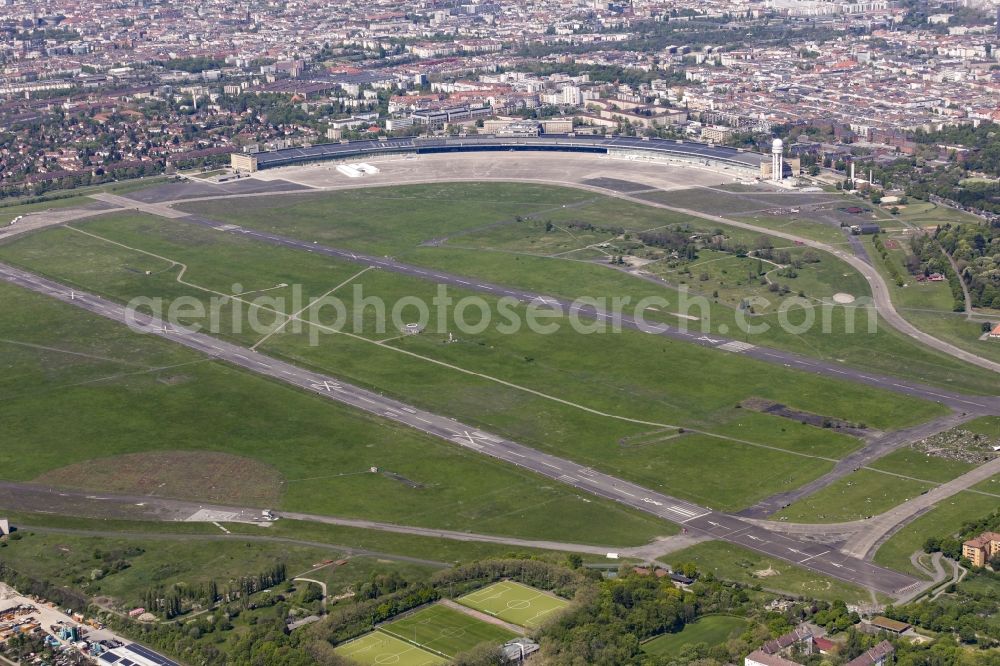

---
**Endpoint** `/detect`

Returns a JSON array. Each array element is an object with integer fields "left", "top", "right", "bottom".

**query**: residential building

[
  {"left": 745, "top": 626, "right": 816, "bottom": 666},
  {"left": 962, "top": 532, "right": 1000, "bottom": 567},
  {"left": 746, "top": 651, "right": 803, "bottom": 666},
  {"left": 845, "top": 640, "right": 895, "bottom": 666}
]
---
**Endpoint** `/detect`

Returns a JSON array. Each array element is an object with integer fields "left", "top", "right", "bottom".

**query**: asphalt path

[
  {"left": 17, "top": 525, "right": 451, "bottom": 569},
  {"left": 738, "top": 411, "right": 977, "bottom": 518},
  {"left": 174, "top": 211, "right": 998, "bottom": 414},
  {"left": 0, "top": 477, "right": 704, "bottom": 560},
  {"left": 0, "top": 262, "right": 920, "bottom": 597}
]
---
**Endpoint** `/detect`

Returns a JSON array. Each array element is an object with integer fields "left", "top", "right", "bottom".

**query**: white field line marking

[
  {"left": 251, "top": 265, "right": 374, "bottom": 350},
  {"left": 65, "top": 225, "right": 802, "bottom": 444}
]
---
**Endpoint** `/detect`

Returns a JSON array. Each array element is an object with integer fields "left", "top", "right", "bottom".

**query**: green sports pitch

[
  {"left": 333, "top": 631, "right": 448, "bottom": 666},
  {"left": 382, "top": 604, "right": 518, "bottom": 657},
  {"left": 457, "top": 581, "right": 570, "bottom": 628}
]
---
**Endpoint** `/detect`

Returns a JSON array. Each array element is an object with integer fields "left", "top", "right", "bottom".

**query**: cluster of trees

[
  {"left": 430, "top": 558, "right": 590, "bottom": 601},
  {"left": 885, "top": 577, "right": 1000, "bottom": 647},
  {"left": 355, "top": 570, "right": 409, "bottom": 600},
  {"left": 10, "top": 542, "right": 1000, "bottom": 666},
  {"left": 0, "top": 559, "right": 89, "bottom": 613},
  {"left": 107, "top": 595, "right": 321, "bottom": 666},
  {"left": 535, "top": 564, "right": 864, "bottom": 665},
  {"left": 142, "top": 563, "right": 286, "bottom": 619},
  {"left": 913, "top": 122, "right": 1000, "bottom": 178},
  {"left": 934, "top": 224, "right": 1000, "bottom": 309},
  {"left": 565, "top": 220, "right": 626, "bottom": 236},
  {"left": 86, "top": 545, "right": 142, "bottom": 582},
  {"left": 514, "top": 62, "right": 665, "bottom": 89},
  {"left": 638, "top": 229, "right": 700, "bottom": 259},
  {"left": 307, "top": 584, "right": 439, "bottom": 645},
  {"left": 811, "top": 600, "right": 860, "bottom": 633},
  {"left": 845, "top": 123, "right": 1000, "bottom": 215}
]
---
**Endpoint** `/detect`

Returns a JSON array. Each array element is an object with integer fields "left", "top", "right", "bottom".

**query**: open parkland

[{"left": 0, "top": 142, "right": 998, "bottom": 663}]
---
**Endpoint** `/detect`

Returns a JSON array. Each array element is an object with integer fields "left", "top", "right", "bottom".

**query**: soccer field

[
  {"left": 333, "top": 631, "right": 448, "bottom": 666},
  {"left": 383, "top": 604, "right": 518, "bottom": 657},
  {"left": 458, "top": 580, "right": 570, "bottom": 628}
]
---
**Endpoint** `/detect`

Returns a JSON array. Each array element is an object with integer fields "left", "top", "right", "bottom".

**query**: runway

[
  {"left": 0, "top": 261, "right": 921, "bottom": 597},
  {"left": 173, "top": 211, "right": 997, "bottom": 415}
]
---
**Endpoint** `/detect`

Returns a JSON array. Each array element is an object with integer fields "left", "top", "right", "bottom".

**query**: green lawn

[
  {"left": 179, "top": 182, "right": 590, "bottom": 256},
  {"left": 662, "top": 541, "right": 876, "bottom": 605},
  {"left": 383, "top": 604, "right": 517, "bottom": 657},
  {"left": 867, "top": 449, "right": 975, "bottom": 485},
  {"left": 335, "top": 631, "right": 448, "bottom": 666},
  {"left": 0, "top": 212, "right": 953, "bottom": 515},
  {"left": 457, "top": 580, "right": 569, "bottom": 628},
  {"left": 641, "top": 615, "right": 749, "bottom": 658},
  {"left": 971, "top": 475, "right": 1000, "bottom": 494},
  {"left": 729, "top": 213, "right": 847, "bottom": 244},
  {"left": 173, "top": 182, "right": 1000, "bottom": 395},
  {"left": 0, "top": 281, "right": 670, "bottom": 547},
  {"left": 146, "top": 183, "right": 1000, "bottom": 393},
  {"left": 964, "top": 417, "right": 1000, "bottom": 438},
  {"left": 771, "top": 470, "right": 934, "bottom": 523}
]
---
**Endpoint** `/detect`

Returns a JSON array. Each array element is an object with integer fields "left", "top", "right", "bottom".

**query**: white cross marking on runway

[{"left": 311, "top": 381, "right": 341, "bottom": 391}]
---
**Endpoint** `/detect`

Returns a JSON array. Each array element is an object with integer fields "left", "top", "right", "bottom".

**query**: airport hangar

[{"left": 230, "top": 134, "right": 769, "bottom": 179}]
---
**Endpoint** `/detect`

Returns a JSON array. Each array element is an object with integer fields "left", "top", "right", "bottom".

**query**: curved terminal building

[{"left": 230, "top": 134, "right": 767, "bottom": 179}]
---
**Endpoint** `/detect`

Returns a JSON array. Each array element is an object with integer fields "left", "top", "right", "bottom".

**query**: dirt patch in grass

[
  {"left": 740, "top": 397, "right": 870, "bottom": 437},
  {"left": 914, "top": 428, "right": 999, "bottom": 464},
  {"left": 619, "top": 429, "right": 686, "bottom": 449},
  {"left": 34, "top": 451, "right": 284, "bottom": 506}
]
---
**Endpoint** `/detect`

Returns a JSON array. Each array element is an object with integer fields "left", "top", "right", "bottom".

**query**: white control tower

[{"left": 771, "top": 138, "right": 783, "bottom": 182}]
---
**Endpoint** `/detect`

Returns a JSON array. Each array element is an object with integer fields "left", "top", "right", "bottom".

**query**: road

[
  {"left": 0, "top": 262, "right": 921, "bottom": 597},
  {"left": 840, "top": 455, "right": 1000, "bottom": 559},
  {"left": 1, "top": 479, "right": 703, "bottom": 561},
  {"left": 740, "top": 455, "right": 1000, "bottom": 557},
  {"left": 19, "top": 524, "right": 451, "bottom": 568},
  {"left": 738, "top": 411, "right": 977, "bottom": 518}
]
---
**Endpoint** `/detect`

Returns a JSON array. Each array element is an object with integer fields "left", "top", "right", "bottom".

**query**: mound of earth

[{"left": 34, "top": 451, "right": 283, "bottom": 506}]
